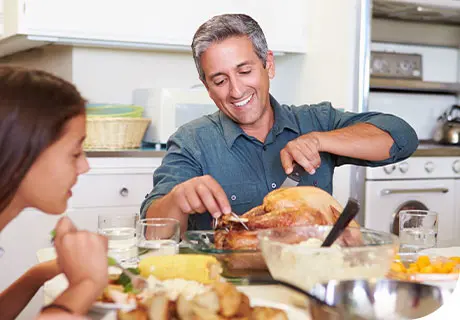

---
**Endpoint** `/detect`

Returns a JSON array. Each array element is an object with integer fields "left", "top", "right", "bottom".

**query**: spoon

[{"left": 321, "top": 198, "right": 360, "bottom": 247}]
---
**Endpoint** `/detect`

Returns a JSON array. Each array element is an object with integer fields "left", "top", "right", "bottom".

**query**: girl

[{"left": 0, "top": 66, "right": 108, "bottom": 319}]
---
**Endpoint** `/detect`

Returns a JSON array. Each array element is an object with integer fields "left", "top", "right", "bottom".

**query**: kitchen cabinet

[{"left": 0, "top": 0, "right": 308, "bottom": 58}]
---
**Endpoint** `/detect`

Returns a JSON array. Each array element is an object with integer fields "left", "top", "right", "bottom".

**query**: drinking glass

[
  {"left": 97, "top": 213, "right": 138, "bottom": 266},
  {"left": 399, "top": 210, "right": 438, "bottom": 254},
  {"left": 136, "top": 218, "right": 180, "bottom": 258}
]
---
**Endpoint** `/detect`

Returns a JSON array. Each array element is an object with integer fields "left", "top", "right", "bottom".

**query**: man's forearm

[
  {"left": 318, "top": 123, "right": 394, "bottom": 161},
  {"left": 145, "top": 194, "right": 189, "bottom": 234}
]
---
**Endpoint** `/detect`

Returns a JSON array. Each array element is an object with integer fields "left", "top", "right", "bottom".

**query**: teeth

[{"left": 234, "top": 94, "right": 252, "bottom": 107}]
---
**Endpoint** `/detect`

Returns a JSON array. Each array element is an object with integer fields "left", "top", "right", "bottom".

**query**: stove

[{"left": 364, "top": 156, "right": 460, "bottom": 247}]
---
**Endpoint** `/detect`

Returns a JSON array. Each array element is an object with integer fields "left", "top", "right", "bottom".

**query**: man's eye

[
  {"left": 73, "top": 152, "right": 82, "bottom": 159},
  {"left": 240, "top": 70, "right": 251, "bottom": 74},
  {"left": 214, "top": 79, "right": 225, "bottom": 86}
]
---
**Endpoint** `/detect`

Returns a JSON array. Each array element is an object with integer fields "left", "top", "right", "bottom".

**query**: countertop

[
  {"left": 86, "top": 143, "right": 460, "bottom": 158},
  {"left": 85, "top": 148, "right": 166, "bottom": 158},
  {"left": 413, "top": 142, "right": 460, "bottom": 157},
  {"left": 85, "top": 142, "right": 460, "bottom": 158}
]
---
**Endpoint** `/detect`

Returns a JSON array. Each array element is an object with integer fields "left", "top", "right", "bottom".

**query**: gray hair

[{"left": 191, "top": 14, "right": 269, "bottom": 82}]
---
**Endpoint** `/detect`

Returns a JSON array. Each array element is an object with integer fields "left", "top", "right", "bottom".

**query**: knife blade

[{"left": 280, "top": 163, "right": 304, "bottom": 188}]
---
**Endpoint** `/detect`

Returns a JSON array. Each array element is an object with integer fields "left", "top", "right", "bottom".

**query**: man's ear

[{"left": 266, "top": 50, "right": 275, "bottom": 79}]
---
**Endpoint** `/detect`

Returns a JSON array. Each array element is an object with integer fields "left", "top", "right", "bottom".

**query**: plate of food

[
  {"left": 388, "top": 249, "right": 460, "bottom": 291},
  {"left": 92, "top": 254, "right": 307, "bottom": 319},
  {"left": 99, "top": 278, "right": 307, "bottom": 320}
]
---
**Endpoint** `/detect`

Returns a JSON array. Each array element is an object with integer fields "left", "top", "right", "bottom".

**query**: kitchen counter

[
  {"left": 85, "top": 148, "right": 166, "bottom": 158},
  {"left": 413, "top": 143, "right": 460, "bottom": 157},
  {"left": 84, "top": 142, "right": 460, "bottom": 158}
]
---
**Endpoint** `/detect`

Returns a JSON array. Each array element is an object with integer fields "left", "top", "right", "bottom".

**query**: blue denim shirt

[{"left": 140, "top": 95, "right": 418, "bottom": 230}]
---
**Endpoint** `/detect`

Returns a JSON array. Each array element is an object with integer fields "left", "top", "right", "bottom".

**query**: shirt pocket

[
  {"left": 299, "top": 164, "right": 333, "bottom": 191},
  {"left": 221, "top": 183, "right": 259, "bottom": 214}
]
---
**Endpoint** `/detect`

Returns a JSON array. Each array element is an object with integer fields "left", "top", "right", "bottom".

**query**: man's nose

[{"left": 229, "top": 78, "right": 243, "bottom": 98}]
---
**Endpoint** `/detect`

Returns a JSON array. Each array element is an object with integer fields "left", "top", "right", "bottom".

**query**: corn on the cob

[{"left": 138, "top": 254, "right": 222, "bottom": 284}]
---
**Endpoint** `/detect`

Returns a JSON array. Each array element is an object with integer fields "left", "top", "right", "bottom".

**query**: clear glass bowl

[
  {"left": 182, "top": 230, "right": 270, "bottom": 279},
  {"left": 257, "top": 225, "right": 399, "bottom": 291}
]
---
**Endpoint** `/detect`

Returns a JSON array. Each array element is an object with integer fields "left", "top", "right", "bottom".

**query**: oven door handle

[{"left": 380, "top": 188, "right": 449, "bottom": 195}]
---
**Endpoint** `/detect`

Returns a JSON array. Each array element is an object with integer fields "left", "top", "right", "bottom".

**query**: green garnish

[
  {"left": 107, "top": 256, "right": 117, "bottom": 266},
  {"left": 116, "top": 267, "right": 140, "bottom": 293},
  {"left": 50, "top": 229, "right": 56, "bottom": 242}
]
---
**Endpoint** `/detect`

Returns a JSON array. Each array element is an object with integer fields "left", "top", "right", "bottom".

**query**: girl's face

[{"left": 17, "top": 114, "right": 89, "bottom": 214}]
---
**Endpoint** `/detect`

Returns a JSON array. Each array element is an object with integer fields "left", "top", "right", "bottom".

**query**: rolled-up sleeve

[
  {"left": 313, "top": 102, "right": 418, "bottom": 167},
  {"left": 140, "top": 129, "right": 203, "bottom": 218}
]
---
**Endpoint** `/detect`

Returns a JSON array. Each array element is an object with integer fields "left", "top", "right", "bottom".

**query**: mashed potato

[
  {"left": 267, "top": 238, "right": 389, "bottom": 291},
  {"left": 142, "top": 276, "right": 211, "bottom": 301}
]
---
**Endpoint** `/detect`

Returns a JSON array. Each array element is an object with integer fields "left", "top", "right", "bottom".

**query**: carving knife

[{"left": 280, "top": 163, "right": 303, "bottom": 188}]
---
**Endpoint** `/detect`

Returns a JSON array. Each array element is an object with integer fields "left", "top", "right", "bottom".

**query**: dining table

[{"left": 39, "top": 245, "right": 311, "bottom": 320}]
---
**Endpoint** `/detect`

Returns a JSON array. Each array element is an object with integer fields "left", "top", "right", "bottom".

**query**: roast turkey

[{"left": 215, "top": 186, "right": 361, "bottom": 250}]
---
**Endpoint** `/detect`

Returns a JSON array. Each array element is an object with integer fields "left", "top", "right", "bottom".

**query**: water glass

[
  {"left": 399, "top": 210, "right": 438, "bottom": 254},
  {"left": 136, "top": 218, "right": 180, "bottom": 258},
  {"left": 97, "top": 213, "right": 138, "bottom": 265}
]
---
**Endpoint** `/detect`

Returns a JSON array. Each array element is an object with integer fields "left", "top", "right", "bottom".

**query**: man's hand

[
  {"left": 170, "top": 175, "right": 231, "bottom": 218},
  {"left": 280, "top": 132, "right": 322, "bottom": 175}
]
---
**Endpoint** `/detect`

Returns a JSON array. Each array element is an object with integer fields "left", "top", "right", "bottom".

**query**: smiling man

[{"left": 141, "top": 14, "right": 418, "bottom": 232}]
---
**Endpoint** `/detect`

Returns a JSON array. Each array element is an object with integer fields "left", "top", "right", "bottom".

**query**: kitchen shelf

[{"left": 369, "top": 78, "right": 460, "bottom": 95}]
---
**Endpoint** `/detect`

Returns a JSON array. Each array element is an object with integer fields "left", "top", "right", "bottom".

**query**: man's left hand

[{"left": 280, "top": 132, "right": 322, "bottom": 175}]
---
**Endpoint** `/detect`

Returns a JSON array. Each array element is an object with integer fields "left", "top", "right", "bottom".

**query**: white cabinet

[
  {"left": 1, "top": 0, "right": 307, "bottom": 57},
  {"left": 71, "top": 173, "right": 153, "bottom": 209}
]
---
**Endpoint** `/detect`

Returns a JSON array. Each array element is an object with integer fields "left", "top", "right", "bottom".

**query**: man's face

[{"left": 200, "top": 36, "right": 275, "bottom": 129}]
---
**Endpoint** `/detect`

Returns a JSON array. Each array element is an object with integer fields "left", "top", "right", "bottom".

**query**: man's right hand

[{"left": 170, "top": 175, "right": 231, "bottom": 218}]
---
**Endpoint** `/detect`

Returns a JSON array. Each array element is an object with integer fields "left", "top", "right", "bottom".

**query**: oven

[{"left": 364, "top": 156, "right": 460, "bottom": 248}]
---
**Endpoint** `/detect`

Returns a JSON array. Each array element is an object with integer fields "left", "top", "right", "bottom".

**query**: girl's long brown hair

[{"left": 0, "top": 66, "right": 86, "bottom": 213}]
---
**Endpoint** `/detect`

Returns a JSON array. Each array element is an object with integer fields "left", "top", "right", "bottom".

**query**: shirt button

[
  {"left": 263, "top": 145, "right": 267, "bottom": 151},
  {"left": 271, "top": 183, "right": 277, "bottom": 189},
  {"left": 231, "top": 195, "right": 237, "bottom": 201}
]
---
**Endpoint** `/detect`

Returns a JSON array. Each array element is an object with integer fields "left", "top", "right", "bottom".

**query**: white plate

[
  {"left": 416, "top": 247, "right": 460, "bottom": 291},
  {"left": 419, "top": 246, "right": 460, "bottom": 257},
  {"left": 91, "top": 301, "right": 136, "bottom": 314},
  {"left": 98, "top": 297, "right": 309, "bottom": 320}
]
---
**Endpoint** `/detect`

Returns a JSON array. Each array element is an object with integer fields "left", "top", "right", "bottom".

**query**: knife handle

[{"left": 289, "top": 163, "right": 304, "bottom": 182}]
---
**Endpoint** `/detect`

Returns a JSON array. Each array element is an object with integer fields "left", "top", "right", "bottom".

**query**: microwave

[{"left": 132, "top": 87, "right": 217, "bottom": 144}]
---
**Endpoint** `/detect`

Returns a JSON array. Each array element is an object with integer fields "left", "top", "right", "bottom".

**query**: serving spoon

[{"left": 321, "top": 197, "right": 360, "bottom": 247}]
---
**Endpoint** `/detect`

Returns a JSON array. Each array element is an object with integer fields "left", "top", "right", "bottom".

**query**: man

[{"left": 140, "top": 14, "right": 418, "bottom": 232}]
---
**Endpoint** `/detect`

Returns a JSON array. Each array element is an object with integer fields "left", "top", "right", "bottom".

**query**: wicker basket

[{"left": 84, "top": 117, "right": 151, "bottom": 149}]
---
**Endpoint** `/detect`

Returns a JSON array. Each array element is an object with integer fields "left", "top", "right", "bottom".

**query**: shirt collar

[
  {"left": 220, "top": 94, "right": 300, "bottom": 148},
  {"left": 269, "top": 94, "right": 299, "bottom": 136},
  {"left": 219, "top": 110, "right": 245, "bottom": 148}
]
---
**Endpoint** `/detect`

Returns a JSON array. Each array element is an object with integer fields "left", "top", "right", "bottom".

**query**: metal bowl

[{"left": 308, "top": 279, "right": 452, "bottom": 319}]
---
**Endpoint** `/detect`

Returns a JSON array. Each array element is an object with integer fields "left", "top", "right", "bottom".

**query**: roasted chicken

[{"left": 215, "top": 186, "right": 361, "bottom": 250}]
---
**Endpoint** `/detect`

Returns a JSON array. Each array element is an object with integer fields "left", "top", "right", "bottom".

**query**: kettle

[{"left": 433, "top": 105, "right": 460, "bottom": 145}]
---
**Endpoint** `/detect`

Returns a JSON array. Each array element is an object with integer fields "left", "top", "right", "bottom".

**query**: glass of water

[
  {"left": 136, "top": 218, "right": 180, "bottom": 258},
  {"left": 399, "top": 210, "right": 438, "bottom": 254},
  {"left": 97, "top": 213, "right": 138, "bottom": 266}
]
